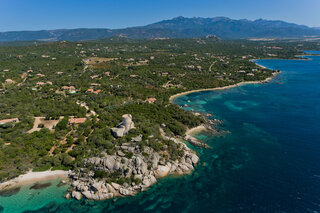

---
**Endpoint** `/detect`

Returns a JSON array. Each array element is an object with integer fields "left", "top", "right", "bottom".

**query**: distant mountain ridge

[{"left": 0, "top": 16, "right": 319, "bottom": 42}]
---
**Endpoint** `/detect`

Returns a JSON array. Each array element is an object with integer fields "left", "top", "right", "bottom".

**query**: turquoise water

[
  {"left": 1, "top": 54, "right": 320, "bottom": 212},
  {"left": 0, "top": 179, "right": 69, "bottom": 213}
]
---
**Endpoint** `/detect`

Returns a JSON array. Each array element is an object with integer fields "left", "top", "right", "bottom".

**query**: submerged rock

[
  {"left": 29, "top": 182, "right": 52, "bottom": 190},
  {"left": 0, "top": 187, "right": 20, "bottom": 197},
  {"left": 65, "top": 193, "right": 71, "bottom": 200}
]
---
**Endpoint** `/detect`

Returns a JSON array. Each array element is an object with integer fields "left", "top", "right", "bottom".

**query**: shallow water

[
  {"left": 0, "top": 179, "right": 70, "bottom": 213},
  {"left": 1, "top": 55, "right": 320, "bottom": 212}
]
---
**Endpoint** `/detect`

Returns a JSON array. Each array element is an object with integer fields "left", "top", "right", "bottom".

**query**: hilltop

[{"left": 0, "top": 17, "right": 320, "bottom": 42}]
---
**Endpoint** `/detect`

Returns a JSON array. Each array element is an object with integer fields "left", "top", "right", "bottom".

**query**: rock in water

[
  {"left": 65, "top": 193, "right": 71, "bottom": 200},
  {"left": 71, "top": 191, "right": 82, "bottom": 200}
]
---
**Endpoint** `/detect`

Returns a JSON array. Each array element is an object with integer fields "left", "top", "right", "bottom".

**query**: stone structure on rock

[{"left": 111, "top": 114, "right": 135, "bottom": 137}]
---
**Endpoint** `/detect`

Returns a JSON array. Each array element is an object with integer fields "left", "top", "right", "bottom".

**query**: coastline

[
  {"left": 169, "top": 72, "right": 279, "bottom": 103},
  {"left": 0, "top": 170, "right": 69, "bottom": 191},
  {"left": 0, "top": 63, "right": 280, "bottom": 199},
  {"left": 186, "top": 125, "right": 207, "bottom": 136},
  {"left": 250, "top": 59, "right": 266, "bottom": 69},
  {"left": 184, "top": 125, "right": 210, "bottom": 148}
]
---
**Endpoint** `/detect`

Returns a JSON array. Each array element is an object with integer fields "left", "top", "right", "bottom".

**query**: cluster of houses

[
  {"left": 0, "top": 116, "right": 88, "bottom": 131},
  {"left": 184, "top": 65, "right": 202, "bottom": 71},
  {"left": 124, "top": 57, "right": 149, "bottom": 66},
  {"left": 36, "top": 81, "right": 52, "bottom": 86},
  {"left": 0, "top": 116, "right": 88, "bottom": 128},
  {"left": 61, "top": 86, "right": 76, "bottom": 93},
  {"left": 237, "top": 68, "right": 260, "bottom": 76},
  {"left": 87, "top": 88, "right": 101, "bottom": 94}
]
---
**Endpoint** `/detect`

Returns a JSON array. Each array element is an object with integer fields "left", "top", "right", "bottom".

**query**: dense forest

[{"left": 0, "top": 37, "right": 318, "bottom": 181}]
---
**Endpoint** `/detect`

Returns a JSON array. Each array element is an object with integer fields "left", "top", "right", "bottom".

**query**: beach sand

[
  {"left": 186, "top": 125, "right": 207, "bottom": 136},
  {"left": 169, "top": 72, "right": 279, "bottom": 102},
  {"left": 0, "top": 170, "right": 69, "bottom": 191}
]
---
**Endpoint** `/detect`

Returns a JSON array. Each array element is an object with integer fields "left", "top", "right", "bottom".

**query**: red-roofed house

[
  {"left": 147, "top": 97, "right": 157, "bottom": 103},
  {"left": 61, "top": 86, "right": 75, "bottom": 91},
  {"left": 36, "top": 82, "right": 45, "bottom": 86},
  {"left": 93, "top": 89, "right": 101, "bottom": 94},
  {"left": 87, "top": 88, "right": 94, "bottom": 93},
  {"left": 68, "top": 118, "right": 87, "bottom": 124},
  {"left": 0, "top": 118, "right": 19, "bottom": 125},
  {"left": 5, "top": 79, "right": 15, "bottom": 84}
]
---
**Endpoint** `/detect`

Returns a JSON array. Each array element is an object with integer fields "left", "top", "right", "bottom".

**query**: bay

[{"left": 1, "top": 54, "right": 320, "bottom": 212}]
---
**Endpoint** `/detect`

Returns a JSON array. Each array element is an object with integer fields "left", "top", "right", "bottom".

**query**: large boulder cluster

[{"left": 68, "top": 140, "right": 199, "bottom": 201}]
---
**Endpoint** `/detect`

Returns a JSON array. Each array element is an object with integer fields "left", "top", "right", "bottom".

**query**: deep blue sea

[{"left": 1, "top": 54, "right": 320, "bottom": 213}]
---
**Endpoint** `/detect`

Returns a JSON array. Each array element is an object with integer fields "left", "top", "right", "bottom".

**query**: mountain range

[{"left": 1, "top": 16, "right": 319, "bottom": 42}]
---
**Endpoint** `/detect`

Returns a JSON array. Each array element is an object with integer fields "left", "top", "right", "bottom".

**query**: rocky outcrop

[
  {"left": 69, "top": 136, "right": 200, "bottom": 201},
  {"left": 132, "top": 134, "right": 143, "bottom": 142},
  {"left": 111, "top": 114, "right": 135, "bottom": 137}
]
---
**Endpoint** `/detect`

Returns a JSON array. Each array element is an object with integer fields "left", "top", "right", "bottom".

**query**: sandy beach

[
  {"left": 169, "top": 72, "right": 279, "bottom": 102},
  {"left": 0, "top": 170, "right": 69, "bottom": 191},
  {"left": 186, "top": 125, "right": 207, "bottom": 136},
  {"left": 250, "top": 59, "right": 267, "bottom": 69}
]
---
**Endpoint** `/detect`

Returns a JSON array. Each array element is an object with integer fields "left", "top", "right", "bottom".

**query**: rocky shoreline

[
  {"left": 0, "top": 114, "right": 203, "bottom": 202},
  {"left": 67, "top": 136, "right": 199, "bottom": 201},
  {"left": 66, "top": 113, "right": 224, "bottom": 201},
  {"left": 0, "top": 90, "right": 230, "bottom": 202},
  {"left": 0, "top": 85, "right": 236, "bottom": 202},
  {"left": 0, "top": 111, "right": 219, "bottom": 202}
]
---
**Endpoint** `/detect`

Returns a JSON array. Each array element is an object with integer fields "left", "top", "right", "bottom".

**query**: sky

[{"left": 0, "top": 0, "right": 319, "bottom": 32}]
